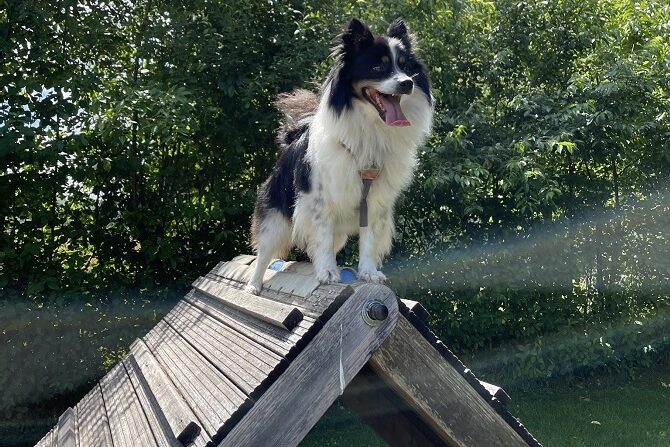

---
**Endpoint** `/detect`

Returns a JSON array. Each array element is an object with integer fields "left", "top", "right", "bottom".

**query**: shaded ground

[{"left": 301, "top": 364, "right": 670, "bottom": 447}]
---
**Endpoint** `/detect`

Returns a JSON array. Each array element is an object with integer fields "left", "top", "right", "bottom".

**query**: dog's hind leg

[{"left": 245, "top": 209, "right": 292, "bottom": 295}]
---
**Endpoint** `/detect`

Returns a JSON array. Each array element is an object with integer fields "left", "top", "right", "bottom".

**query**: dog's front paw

[
  {"left": 358, "top": 268, "right": 387, "bottom": 283},
  {"left": 244, "top": 282, "right": 262, "bottom": 296},
  {"left": 316, "top": 267, "right": 341, "bottom": 284}
]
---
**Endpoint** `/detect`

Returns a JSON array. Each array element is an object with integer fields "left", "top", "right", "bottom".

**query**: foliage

[
  {"left": 2, "top": 0, "right": 670, "bottom": 376},
  {"left": 0, "top": 289, "right": 178, "bottom": 414}
]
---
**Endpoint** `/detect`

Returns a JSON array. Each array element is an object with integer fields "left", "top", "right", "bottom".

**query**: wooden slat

[
  {"left": 164, "top": 301, "right": 284, "bottom": 396},
  {"left": 185, "top": 289, "right": 304, "bottom": 357},
  {"left": 480, "top": 381, "right": 512, "bottom": 407},
  {"left": 369, "top": 316, "right": 528, "bottom": 447},
  {"left": 55, "top": 408, "right": 76, "bottom": 447},
  {"left": 219, "top": 284, "right": 399, "bottom": 447},
  {"left": 279, "top": 262, "right": 315, "bottom": 276},
  {"left": 143, "top": 321, "right": 250, "bottom": 441},
  {"left": 192, "top": 276, "right": 303, "bottom": 330},
  {"left": 100, "top": 363, "right": 157, "bottom": 447},
  {"left": 231, "top": 254, "right": 256, "bottom": 265},
  {"left": 128, "top": 339, "right": 209, "bottom": 446},
  {"left": 400, "top": 299, "right": 431, "bottom": 324},
  {"left": 75, "top": 385, "right": 114, "bottom": 447},
  {"left": 213, "top": 259, "right": 321, "bottom": 298}
]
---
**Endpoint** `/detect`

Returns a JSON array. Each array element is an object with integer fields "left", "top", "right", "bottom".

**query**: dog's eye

[
  {"left": 373, "top": 56, "right": 390, "bottom": 72},
  {"left": 398, "top": 56, "right": 407, "bottom": 69}
]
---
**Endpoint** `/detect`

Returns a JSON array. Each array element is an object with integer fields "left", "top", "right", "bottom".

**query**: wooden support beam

[
  {"left": 192, "top": 276, "right": 303, "bottom": 330},
  {"left": 342, "top": 365, "right": 447, "bottom": 447},
  {"left": 218, "top": 284, "right": 399, "bottom": 447},
  {"left": 369, "top": 316, "right": 529, "bottom": 447}
]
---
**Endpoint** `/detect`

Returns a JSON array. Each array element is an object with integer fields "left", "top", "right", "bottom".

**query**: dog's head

[{"left": 327, "top": 18, "right": 431, "bottom": 127}]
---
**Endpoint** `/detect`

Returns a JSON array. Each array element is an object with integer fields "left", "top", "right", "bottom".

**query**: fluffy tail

[{"left": 275, "top": 89, "right": 318, "bottom": 147}]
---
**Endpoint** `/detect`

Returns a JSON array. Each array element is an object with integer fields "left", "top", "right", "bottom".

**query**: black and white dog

[{"left": 246, "top": 17, "right": 433, "bottom": 295}]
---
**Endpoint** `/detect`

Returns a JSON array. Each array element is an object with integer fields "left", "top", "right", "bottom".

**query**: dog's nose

[{"left": 398, "top": 79, "right": 413, "bottom": 94}]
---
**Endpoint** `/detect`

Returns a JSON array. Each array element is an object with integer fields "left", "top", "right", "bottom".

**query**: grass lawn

[
  {"left": 301, "top": 365, "right": 670, "bottom": 447},
  {"left": 511, "top": 367, "right": 670, "bottom": 447}
]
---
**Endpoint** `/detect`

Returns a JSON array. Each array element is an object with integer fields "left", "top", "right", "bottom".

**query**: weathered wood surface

[
  {"left": 165, "top": 300, "right": 285, "bottom": 397},
  {"left": 56, "top": 407, "right": 76, "bottom": 447},
  {"left": 400, "top": 298, "right": 431, "bottom": 324},
  {"left": 219, "top": 284, "right": 399, "bottom": 447},
  {"left": 192, "top": 276, "right": 303, "bottom": 330},
  {"left": 211, "top": 260, "right": 321, "bottom": 298},
  {"left": 184, "top": 289, "right": 304, "bottom": 357},
  {"left": 100, "top": 363, "right": 158, "bottom": 447},
  {"left": 143, "top": 320, "right": 249, "bottom": 442},
  {"left": 121, "top": 357, "right": 180, "bottom": 447},
  {"left": 369, "top": 315, "right": 529, "bottom": 447},
  {"left": 75, "top": 385, "right": 114, "bottom": 447},
  {"left": 480, "top": 380, "right": 512, "bottom": 407},
  {"left": 128, "top": 339, "right": 208, "bottom": 446}
]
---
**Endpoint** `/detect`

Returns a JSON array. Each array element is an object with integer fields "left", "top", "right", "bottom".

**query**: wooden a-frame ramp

[{"left": 35, "top": 255, "right": 542, "bottom": 447}]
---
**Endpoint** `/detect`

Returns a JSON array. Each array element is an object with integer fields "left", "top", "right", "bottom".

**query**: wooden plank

[
  {"left": 164, "top": 301, "right": 284, "bottom": 396},
  {"left": 128, "top": 340, "right": 210, "bottom": 447},
  {"left": 122, "top": 354, "right": 198, "bottom": 447},
  {"left": 262, "top": 271, "right": 321, "bottom": 298},
  {"left": 185, "top": 289, "right": 304, "bottom": 357},
  {"left": 231, "top": 254, "right": 256, "bottom": 265},
  {"left": 100, "top": 363, "right": 157, "bottom": 447},
  {"left": 143, "top": 321, "right": 250, "bottom": 442},
  {"left": 219, "top": 284, "right": 399, "bottom": 447},
  {"left": 55, "top": 408, "right": 76, "bottom": 447},
  {"left": 213, "top": 259, "right": 322, "bottom": 298},
  {"left": 369, "top": 316, "right": 529, "bottom": 447},
  {"left": 342, "top": 364, "right": 447, "bottom": 447},
  {"left": 75, "top": 385, "right": 114, "bottom": 447},
  {"left": 279, "top": 261, "right": 315, "bottom": 276},
  {"left": 192, "top": 276, "right": 303, "bottom": 330},
  {"left": 400, "top": 299, "right": 431, "bottom": 324},
  {"left": 480, "top": 381, "right": 512, "bottom": 407}
]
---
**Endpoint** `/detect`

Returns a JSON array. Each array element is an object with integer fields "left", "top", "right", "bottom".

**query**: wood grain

[
  {"left": 369, "top": 316, "right": 529, "bottom": 447},
  {"left": 75, "top": 385, "right": 114, "bottom": 447},
  {"left": 480, "top": 380, "right": 512, "bottom": 407},
  {"left": 143, "top": 320, "right": 250, "bottom": 441},
  {"left": 55, "top": 407, "right": 76, "bottom": 447},
  {"left": 100, "top": 363, "right": 157, "bottom": 447},
  {"left": 218, "top": 284, "right": 399, "bottom": 447},
  {"left": 192, "top": 276, "right": 303, "bottom": 330}
]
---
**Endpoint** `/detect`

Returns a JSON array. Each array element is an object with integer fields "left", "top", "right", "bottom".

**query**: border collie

[{"left": 245, "top": 17, "right": 433, "bottom": 295}]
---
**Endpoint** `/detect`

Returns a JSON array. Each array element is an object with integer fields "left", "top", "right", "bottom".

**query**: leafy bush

[{"left": 0, "top": 290, "right": 178, "bottom": 416}]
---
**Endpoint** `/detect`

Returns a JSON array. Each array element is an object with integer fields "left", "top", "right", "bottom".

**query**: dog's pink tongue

[{"left": 381, "top": 95, "right": 410, "bottom": 126}]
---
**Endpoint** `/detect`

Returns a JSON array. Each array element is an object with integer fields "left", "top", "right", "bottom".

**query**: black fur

[
  {"left": 257, "top": 124, "right": 311, "bottom": 220},
  {"left": 327, "top": 17, "right": 432, "bottom": 115}
]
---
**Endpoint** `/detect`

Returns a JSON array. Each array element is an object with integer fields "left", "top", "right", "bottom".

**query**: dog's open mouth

[{"left": 362, "top": 88, "right": 411, "bottom": 127}]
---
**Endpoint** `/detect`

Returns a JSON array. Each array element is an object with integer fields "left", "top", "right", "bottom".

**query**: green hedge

[{"left": 0, "top": 290, "right": 178, "bottom": 417}]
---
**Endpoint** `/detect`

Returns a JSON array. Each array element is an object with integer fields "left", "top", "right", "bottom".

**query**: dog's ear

[
  {"left": 387, "top": 17, "right": 416, "bottom": 50},
  {"left": 341, "top": 18, "right": 373, "bottom": 55}
]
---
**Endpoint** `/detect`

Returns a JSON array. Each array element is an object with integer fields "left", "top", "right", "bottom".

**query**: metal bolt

[{"left": 362, "top": 300, "right": 389, "bottom": 326}]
